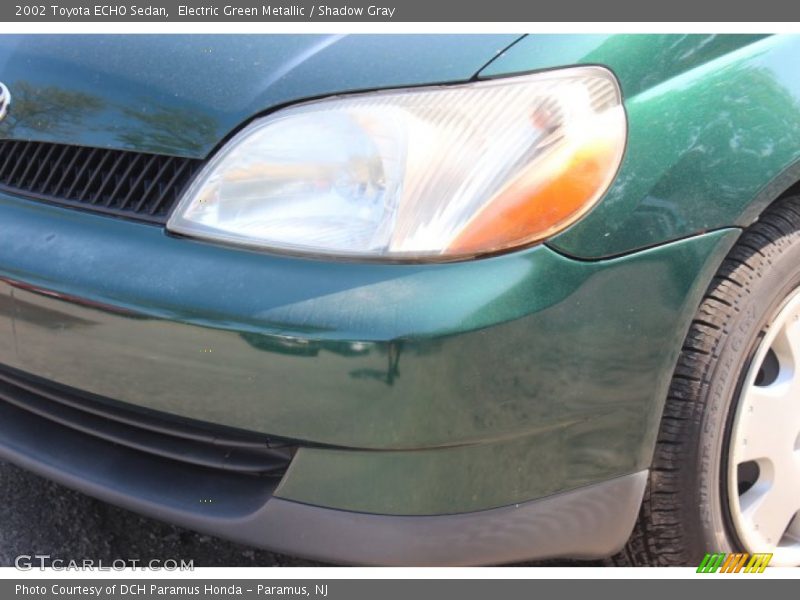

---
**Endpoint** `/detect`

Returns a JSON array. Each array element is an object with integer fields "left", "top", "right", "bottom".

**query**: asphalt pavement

[{"left": 0, "top": 461, "right": 323, "bottom": 567}]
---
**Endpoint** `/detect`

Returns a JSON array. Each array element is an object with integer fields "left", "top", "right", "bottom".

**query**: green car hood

[
  {"left": 0, "top": 34, "right": 520, "bottom": 158},
  {"left": 6, "top": 33, "right": 800, "bottom": 260}
]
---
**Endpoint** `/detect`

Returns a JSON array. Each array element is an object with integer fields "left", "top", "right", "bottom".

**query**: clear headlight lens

[{"left": 167, "top": 66, "right": 626, "bottom": 261}]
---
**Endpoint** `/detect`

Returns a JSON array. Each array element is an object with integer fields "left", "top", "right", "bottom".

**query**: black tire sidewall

[{"left": 697, "top": 236, "right": 800, "bottom": 553}]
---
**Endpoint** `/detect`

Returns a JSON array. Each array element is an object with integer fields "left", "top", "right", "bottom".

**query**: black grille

[
  {"left": 0, "top": 364, "right": 294, "bottom": 476},
  {"left": 0, "top": 140, "right": 204, "bottom": 223}
]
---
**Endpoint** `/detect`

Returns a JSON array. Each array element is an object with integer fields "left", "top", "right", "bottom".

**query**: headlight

[{"left": 167, "top": 66, "right": 626, "bottom": 261}]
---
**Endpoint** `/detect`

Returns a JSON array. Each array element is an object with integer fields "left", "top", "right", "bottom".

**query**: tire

[{"left": 615, "top": 195, "right": 800, "bottom": 567}]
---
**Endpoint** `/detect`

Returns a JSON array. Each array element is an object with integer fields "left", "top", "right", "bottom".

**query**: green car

[{"left": 0, "top": 33, "right": 798, "bottom": 567}]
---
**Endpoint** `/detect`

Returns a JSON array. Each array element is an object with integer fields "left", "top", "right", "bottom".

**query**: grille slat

[
  {"left": 133, "top": 155, "right": 174, "bottom": 213},
  {"left": 6, "top": 141, "right": 32, "bottom": 185},
  {"left": 51, "top": 144, "right": 85, "bottom": 198},
  {"left": 119, "top": 152, "right": 158, "bottom": 212},
  {"left": 150, "top": 158, "right": 191, "bottom": 216},
  {"left": 39, "top": 143, "right": 70, "bottom": 194},
  {"left": 0, "top": 365, "right": 294, "bottom": 476},
  {"left": 64, "top": 146, "right": 98, "bottom": 199},
  {"left": 105, "top": 152, "right": 143, "bottom": 208},
  {"left": 14, "top": 142, "right": 39, "bottom": 188},
  {"left": 91, "top": 150, "right": 126, "bottom": 205},
  {"left": 30, "top": 143, "right": 59, "bottom": 192},
  {"left": 77, "top": 149, "right": 114, "bottom": 202},
  {"left": 0, "top": 140, "right": 204, "bottom": 223},
  {"left": 0, "top": 141, "right": 19, "bottom": 179}
]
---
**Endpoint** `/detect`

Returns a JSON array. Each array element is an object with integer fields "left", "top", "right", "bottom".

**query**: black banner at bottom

[{"left": 3, "top": 578, "right": 796, "bottom": 600}]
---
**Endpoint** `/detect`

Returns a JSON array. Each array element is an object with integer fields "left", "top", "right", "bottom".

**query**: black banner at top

[{"left": 1, "top": 0, "right": 797, "bottom": 22}]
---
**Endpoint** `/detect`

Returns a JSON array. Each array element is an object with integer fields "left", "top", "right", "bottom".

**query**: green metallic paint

[
  {"left": 0, "top": 194, "right": 602, "bottom": 344},
  {"left": 0, "top": 34, "right": 520, "bottom": 157},
  {"left": 277, "top": 431, "right": 636, "bottom": 516},
  {"left": 482, "top": 34, "right": 800, "bottom": 259},
  {"left": 1, "top": 34, "right": 796, "bottom": 516},
  {"left": 0, "top": 185, "right": 739, "bottom": 512},
  {"left": 1, "top": 33, "right": 793, "bottom": 263},
  {"left": 479, "top": 34, "right": 768, "bottom": 98},
  {"left": 273, "top": 229, "right": 740, "bottom": 514}
]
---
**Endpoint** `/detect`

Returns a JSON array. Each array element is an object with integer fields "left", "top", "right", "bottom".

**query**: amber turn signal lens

[{"left": 447, "top": 120, "right": 626, "bottom": 255}]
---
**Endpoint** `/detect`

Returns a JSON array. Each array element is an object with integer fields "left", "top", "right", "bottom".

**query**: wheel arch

[{"left": 739, "top": 159, "right": 800, "bottom": 228}]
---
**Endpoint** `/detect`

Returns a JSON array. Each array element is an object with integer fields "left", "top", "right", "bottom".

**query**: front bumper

[
  {"left": 0, "top": 193, "right": 738, "bottom": 561},
  {"left": 0, "top": 371, "right": 646, "bottom": 565},
  {"left": 0, "top": 381, "right": 647, "bottom": 566}
]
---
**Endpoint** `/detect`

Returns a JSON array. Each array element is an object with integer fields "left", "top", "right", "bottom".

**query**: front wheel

[{"left": 617, "top": 196, "right": 800, "bottom": 567}]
